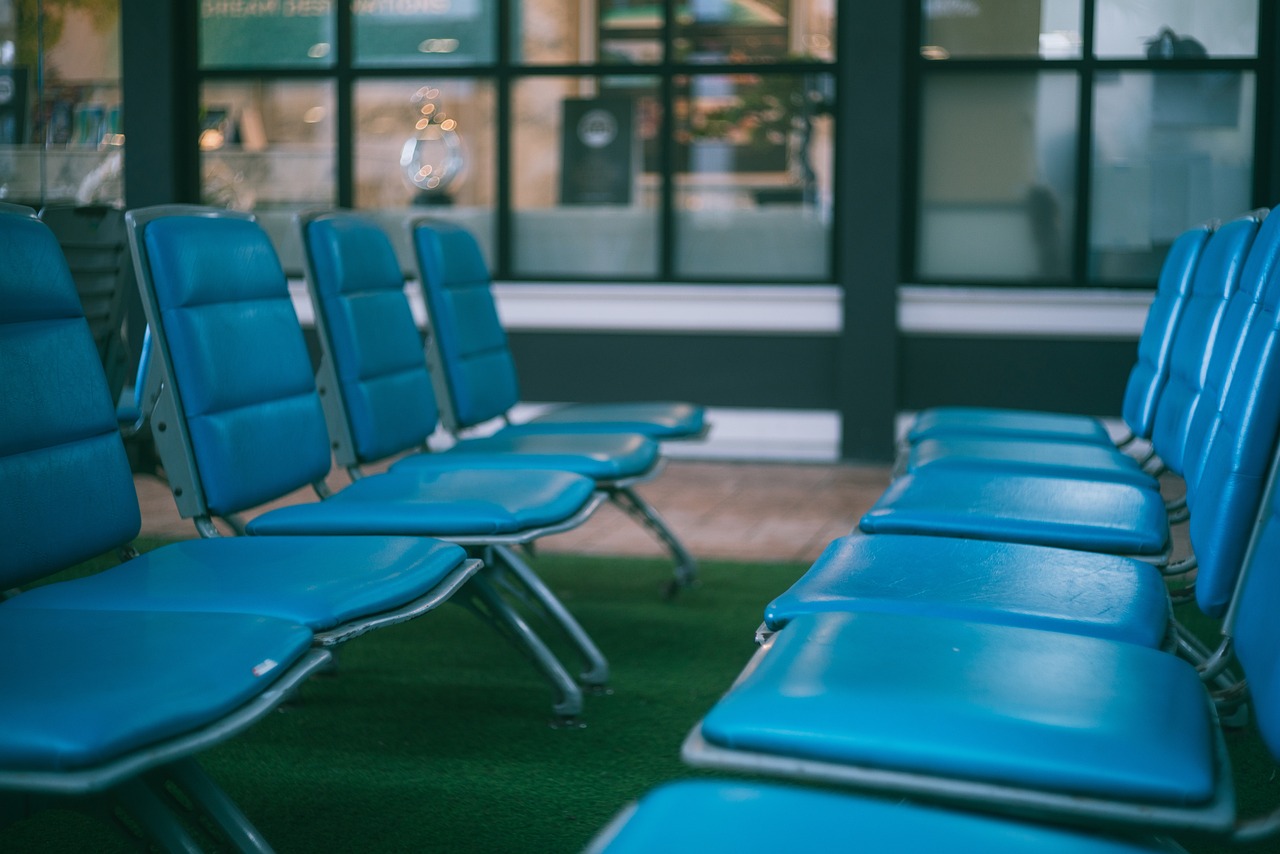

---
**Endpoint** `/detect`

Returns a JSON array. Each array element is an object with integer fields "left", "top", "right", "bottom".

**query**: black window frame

[
  {"left": 905, "top": 0, "right": 1275, "bottom": 289},
  {"left": 194, "top": 0, "right": 840, "bottom": 284}
]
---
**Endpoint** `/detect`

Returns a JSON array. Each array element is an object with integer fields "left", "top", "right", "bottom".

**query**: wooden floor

[{"left": 134, "top": 458, "right": 893, "bottom": 565}]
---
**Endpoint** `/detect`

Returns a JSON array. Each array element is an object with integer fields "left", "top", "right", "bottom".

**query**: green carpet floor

[{"left": 4, "top": 550, "right": 1279, "bottom": 852}]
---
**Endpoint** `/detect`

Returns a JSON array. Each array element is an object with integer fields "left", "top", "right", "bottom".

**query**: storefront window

[
  {"left": 1094, "top": 0, "right": 1257, "bottom": 58},
  {"left": 0, "top": 0, "right": 123, "bottom": 206},
  {"left": 195, "top": 1, "right": 837, "bottom": 283},
  {"left": 512, "top": 75, "right": 660, "bottom": 278},
  {"left": 917, "top": 72, "right": 1077, "bottom": 282},
  {"left": 1091, "top": 70, "right": 1255, "bottom": 280},
  {"left": 675, "top": 71, "right": 833, "bottom": 280},
  {"left": 355, "top": 78, "right": 496, "bottom": 269},
  {"left": 200, "top": 80, "right": 335, "bottom": 269},
  {"left": 200, "top": 1, "right": 335, "bottom": 69},
  {"left": 354, "top": 1, "right": 495, "bottom": 68},
  {"left": 922, "top": 0, "right": 1082, "bottom": 59},
  {"left": 914, "top": 0, "right": 1261, "bottom": 287}
]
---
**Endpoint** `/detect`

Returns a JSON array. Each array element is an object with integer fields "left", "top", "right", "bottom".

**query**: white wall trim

[
  {"left": 898, "top": 285, "right": 1154, "bottom": 339},
  {"left": 294, "top": 278, "right": 1154, "bottom": 340},
  {"left": 509, "top": 404, "right": 842, "bottom": 462},
  {"left": 489, "top": 283, "right": 842, "bottom": 334}
]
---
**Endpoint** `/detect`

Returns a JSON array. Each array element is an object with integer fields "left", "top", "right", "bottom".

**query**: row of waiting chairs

[
  {"left": 588, "top": 209, "right": 1280, "bottom": 850},
  {"left": 0, "top": 202, "right": 708, "bottom": 850}
]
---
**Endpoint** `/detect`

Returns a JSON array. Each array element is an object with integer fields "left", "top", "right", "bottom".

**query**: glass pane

[
  {"left": 354, "top": 78, "right": 495, "bottom": 272},
  {"left": 200, "top": 81, "right": 336, "bottom": 271},
  {"left": 597, "top": 1, "right": 662, "bottom": 64},
  {"left": 200, "top": 1, "right": 334, "bottom": 69},
  {"left": 512, "top": 76, "right": 659, "bottom": 278},
  {"left": 2, "top": 2, "right": 124, "bottom": 205},
  {"left": 675, "top": 72, "right": 834, "bottom": 280},
  {"left": 674, "top": 0, "right": 836, "bottom": 63},
  {"left": 916, "top": 72, "right": 1078, "bottom": 282},
  {"left": 1091, "top": 71, "right": 1254, "bottom": 281},
  {"left": 354, "top": 1, "right": 494, "bottom": 67},
  {"left": 922, "top": 0, "right": 1082, "bottom": 59},
  {"left": 517, "top": 0, "right": 597, "bottom": 64},
  {"left": 1095, "top": 0, "right": 1258, "bottom": 59}
]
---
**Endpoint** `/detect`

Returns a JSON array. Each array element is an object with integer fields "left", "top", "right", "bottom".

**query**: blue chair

[
  {"left": 122, "top": 204, "right": 607, "bottom": 722},
  {"left": 410, "top": 218, "right": 706, "bottom": 588},
  {"left": 900, "top": 221, "right": 1220, "bottom": 485},
  {"left": 683, "top": 538, "right": 1277, "bottom": 842},
  {"left": 759, "top": 215, "right": 1280, "bottom": 658},
  {"left": 901, "top": 217, "right": 1226, "bottom": 451},
  {"left": 37, "top": 203, "right": 134, "bottom": 409},
  {"left": 678, "top": 438, "right": 1280, "bottom": 842},
  {"left": 586, "top": 780, "right": 1179, "bottom": 853},
  {"left": 860, "top": 211, "right": 1280, "bottom": 568},
  {"left": 298, "top": 210, "right": 695, "bottom": 597},
  {"left": 411, "top": 218, "right": 708, "bottom": 441},
  {"left": 0, "top": 202, "right": 335, "bottom": 850}
]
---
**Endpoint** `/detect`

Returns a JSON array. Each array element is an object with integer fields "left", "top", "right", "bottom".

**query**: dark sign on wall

[{"left": 559, "top": 97, "right": 634, "bottom": 206}]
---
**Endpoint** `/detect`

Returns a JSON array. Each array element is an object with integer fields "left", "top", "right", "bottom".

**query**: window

[
  {"left": 914, "top": 0, "right": 1260, "bottom": 286},
  {"left": 0, "top": 0, "right": 123, "bottom": 206},
  {"left": 196, "top": 1, "right": 837, "bottom": 282}
]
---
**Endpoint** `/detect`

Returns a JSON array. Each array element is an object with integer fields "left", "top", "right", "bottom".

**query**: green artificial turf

[
  {"left": 3, "top": 553, "right": 807, "bottom": 852},
  {"left": 5, "top": 551, "right": 1279, "bottom": 852}
]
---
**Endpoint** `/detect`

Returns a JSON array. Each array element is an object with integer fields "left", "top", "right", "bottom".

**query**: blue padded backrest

[
  {"left": 304, "top": 214, "right": 440, "bottom": 463},
  {"left": 1118, "top": 224, "right": 1211, "bottom": 437},
  {"left": 1182, "top": 210, "right": 1280, "bottom": 494},
  {"left": 141, "top": 215, "right": 333, "bottom": 516},
  {"left": 0, "top": 208, "right": 140, "bottom": 587},
  {"left": 1230, "top": 470, "right": 1280, "bottom": 763},
  {"left": 413, "top": 220, "right": 521, "bottom": 429},
  {"left": 1149, "top": 213, "right": 1260, "bottom": 475},
  {"left": 1186, "top": 216, "right": 1280, "bottom": 616}
]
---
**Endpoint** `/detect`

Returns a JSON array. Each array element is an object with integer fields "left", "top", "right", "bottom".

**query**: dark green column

[
  {"left": 835, "top": 5, "right": 909, "bottom": 461},
  {"left": 121, "top": 0, "right": 199, "bottom": 208}
]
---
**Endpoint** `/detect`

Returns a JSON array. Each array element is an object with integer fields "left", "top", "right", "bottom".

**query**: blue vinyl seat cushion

[
  {"left": 906, "top": 407, "right": 1114, "bottom": 447},
  {"left": 589, "top": 780, "right": 1177, "bottom": 854},
  {"left": 7, "top": 536, "right": 467, "bottom": 631},
  {"left": 698, "top": 611, "right": 1216, "bottom": 805},
  {"left": 860, "top": 470, "right": 1170, "bottom": 556},
  {"left": 905, "top": 435, "right": 1158, "bottom": 487},
  {"left": 502, "top": 401, "right": 707, "bottom": 440},
  {"left": 245, "top": 468, "right": 597, "bottom": 537},
  {"left": 0, "top": 607, "right": 312, "bottom": 772},
  {"left": 391, "top": 431, "right": 660, "bottom": 482},
  {"left": 764, "top": 534, "right": 1170, "bottom": 648}
]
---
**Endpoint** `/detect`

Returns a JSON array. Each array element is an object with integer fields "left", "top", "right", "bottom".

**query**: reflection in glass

[
  {"left": 511, "top": 76, "right": 659, "bottom": 278},
  {"left": 200, "top": 3, "right": 334, "bottom": 69},
  {"left": 200, "top": 81, "right": 336, "bottom": 271},
  {"left": 355, "top": 79, "right": 495, "bottom": 269},
  {"left": 1090, "top": 71, "right": 1254, "bottom": 281},
  {"left": 672, "top": 0, "right": 835, "bottom": 63},
  {"left": 1095, "top": 0, "right": 1257, "bottom": 58},
  {"left": 675, "top": 72, "right": 833, "bottom": 280},
  {"left": 921, "top": 0, "right": 1082, "bottom": 59},
  {"left": 586, "top": 0, "right": 835, "bottom": 65},
  {"left": 518, "top": 0, "right": 598, "bottom": 64},
  {"left": 354, "top": 2, "right": 494, "bottom": 67},
  {"left": 400, "top": 86, "right": 466, "bottom": 199},
  {"left": 917, "top": 72, "right": 1078, "bottom": 282},
  {"left": 0, "top": 2, "right": 124, "bottom": 205}
]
